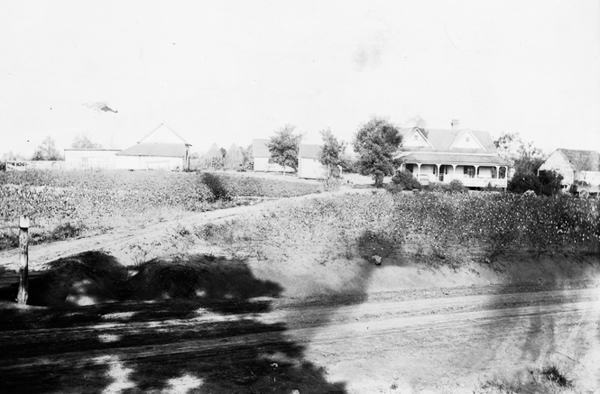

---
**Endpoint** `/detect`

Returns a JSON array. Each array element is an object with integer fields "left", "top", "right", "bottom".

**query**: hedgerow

[{"left": 199, "top": 192, "right": 599, "bottom": 264}]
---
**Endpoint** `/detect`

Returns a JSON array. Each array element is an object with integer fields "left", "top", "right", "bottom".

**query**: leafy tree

[
  {"left": 267, "top": 124, "right": 303, "bottom": 175},
  {"left": 72, "top": 134, "right": 102, "bottom": 149},
  {"left": 353, "top": 116, "right": 403, "bottom": 187},
  {"left": 508, "top": 169, "right": 563, "bottom": 196},
  {"left": 318, "top": 128, "right": 347, "bottom": 190},
  {"left": 240, "top": 144, "right": 254, "bottom": 171},
  {"left": 494, "top": 132, "right": 545, "bottom": 176},
  {"left": 32, "top": 136, "right": 62, "bottom": 161}
]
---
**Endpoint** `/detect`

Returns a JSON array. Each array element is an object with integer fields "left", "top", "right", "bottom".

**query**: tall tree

[
  {"left": 318, "top": 128, "right": 347, "bottom": 189},
  {"left": 72, "top": 134, "right": 102, "bottom": 149},
  {"left": 240, "top": 144, "right": 254, "bottom": 171},
  {"left": 267, "top": 124, "right": 303, "bottom": 175},
  {"left": 353, "top": 116, "right": 403, "bottom": 187},
  {"left": 32, "top": 136, "right": 62, "bottom": 161},
  {"left": 494, "top": 132, "right": 545, "bottom": 176}
]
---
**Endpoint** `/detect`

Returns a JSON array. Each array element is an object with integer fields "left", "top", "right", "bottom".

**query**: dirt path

[
  {"left": 0, "top": 188, "right": 372, "bottom": 273},
  {"left": 1, "top": 286, "right": 599, "bottom": 393}
]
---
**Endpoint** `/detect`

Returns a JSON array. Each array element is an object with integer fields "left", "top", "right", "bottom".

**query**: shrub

[
  {"left": 391, "top": 170, "right": 421, "bottom": 190},
  {"left": 447, "top": 179, "right": 467, "bottom": 193}
]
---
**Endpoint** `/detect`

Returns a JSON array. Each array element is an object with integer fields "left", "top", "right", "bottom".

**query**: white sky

[{"left": 1, "top": 0, "right": 599, "bottom": 157}]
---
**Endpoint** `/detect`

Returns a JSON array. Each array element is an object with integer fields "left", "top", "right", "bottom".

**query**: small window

[
  {"left": 414, "top": 135, "right": 418, "bottom": 141},
  {"left": 466, "top": 137, "right": 470, "bottom": 142}
]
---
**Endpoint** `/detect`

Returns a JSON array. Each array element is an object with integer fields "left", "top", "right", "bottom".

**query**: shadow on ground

[{"left": 0, "top": 251, "right": 347, "bottom": 394}]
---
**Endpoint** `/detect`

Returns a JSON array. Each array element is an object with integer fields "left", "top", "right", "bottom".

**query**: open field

[
  {"left": 0, "top": 170, "right": 323, "bottom": 251},
  {"left": 1, "top": 172, "right": 600, "bottom": 393}
]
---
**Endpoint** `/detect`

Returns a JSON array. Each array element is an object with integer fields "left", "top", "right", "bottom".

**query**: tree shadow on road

[{"left": 0, "top": 251, "right": 347, "bottom": 394}]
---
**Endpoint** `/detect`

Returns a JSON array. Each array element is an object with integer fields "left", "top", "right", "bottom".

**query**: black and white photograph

[{"left": 1, "top": 1, "right": 599, "bottom": 393}]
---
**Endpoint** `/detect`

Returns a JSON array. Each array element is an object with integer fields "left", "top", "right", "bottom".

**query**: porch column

[
  {"left": 452, "top": 164, "right": 457, "bottom": 180},
  {"left": 474, "top": 165, "right": 480, "bottom": 178},
  {"left": 417, "top": 163, "right": 422, "bottom": 177},
  {"left": 495, "top": 166, "right": 499, "bottom": 179},
  {"left": 435, "top": 164, "right": 440, "bottom": 181}
]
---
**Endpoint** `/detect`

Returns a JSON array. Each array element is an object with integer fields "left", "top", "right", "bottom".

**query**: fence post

[{"left": 16, "top": 216, "right": 30, "bottom": 305}]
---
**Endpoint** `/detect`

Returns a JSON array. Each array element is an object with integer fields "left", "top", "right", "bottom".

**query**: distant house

[
  {"left": 252, "top": 139, "right": 294, "bottom": 173},
  {"left": 538, "top": 149, "right": 600, "bottom": 194},
  {"left": 298, "top": 144, "right": 327, "bottom": 179},
  {"left": 64, "top": 148, "right": 121, "bottom": 170},
  {"left": 395, "top": 120, "right": 509, "bottom": 188},
  {"left": 116, "top": 124, "right": 191, "bottom": 171}
]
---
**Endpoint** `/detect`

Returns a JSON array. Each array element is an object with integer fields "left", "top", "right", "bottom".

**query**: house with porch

[{"left": 395, "top": 120, "right": 509, "bottom": 189}]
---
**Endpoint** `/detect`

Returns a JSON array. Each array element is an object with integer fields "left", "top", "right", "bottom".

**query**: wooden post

[{"left": 16, "top": 216, "right": 30, "bottom": 305}]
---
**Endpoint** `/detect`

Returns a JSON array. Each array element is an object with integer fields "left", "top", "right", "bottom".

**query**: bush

[
  {"left": 447, "top": 179, "right": 467, "bottom": 193},
  {"left": 391, "top": 170, "right": 421, "bottom": 190}
]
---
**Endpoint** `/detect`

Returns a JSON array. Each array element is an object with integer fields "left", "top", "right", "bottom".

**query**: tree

[
  {"left": 267, "top": 124, "right": 303, "bottom": 175},
  {"left": 494, "top": 132, "right": 545, "bottom": 176},
  {"left": 353, "top": 116, "right": 403, "bottom": 187},
  {"left": 72, "top": 134, "right": 102, "bottom": 149},
  {"left": 318, "top": 128, "right": 347, "bottom": 190},
  {"left": 32, "top": 136, "right": 62, "bottom": 161},
  {"left": 224, "top": 143, "right": 244, "bottom": 169},
  {"left": 240, "top": 144, "right": 254, "bottom": 171}
]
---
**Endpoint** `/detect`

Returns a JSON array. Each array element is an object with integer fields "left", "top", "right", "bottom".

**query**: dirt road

[
  {"left": 0, "top": 188, "right": 373, "bottom": 273},
  {"left": 1, "top": 285, "right": 599, "bottom": 393}
]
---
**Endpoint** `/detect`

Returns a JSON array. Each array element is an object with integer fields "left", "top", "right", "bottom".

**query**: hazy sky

[{"left": 1, "top": 1, "right": 599, "bottom": 157}]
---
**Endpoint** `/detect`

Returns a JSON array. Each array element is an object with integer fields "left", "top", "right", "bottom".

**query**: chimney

[{"left": 451, "top": 119, "right": 460, "bottom": 130}]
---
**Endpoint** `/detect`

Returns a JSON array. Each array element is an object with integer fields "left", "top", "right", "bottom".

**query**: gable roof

[
  {"left": 399, "top": 127, "right": 496, "bottom": 152},
  {"left": 138, "top": 123, "right": 191, "bottom": 146},
  {"left": 558, "top": 149, "right": 600, "bottom": 171},
  {"left": 299, "top": 144, "right": 322, "bottom": 160},
  {"left": 116, "top": 143, "right": 188, "bottom": 157}
]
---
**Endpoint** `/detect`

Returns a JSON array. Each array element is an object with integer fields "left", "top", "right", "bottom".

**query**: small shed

[
  {"left": 116, "top": 124, "right": 191, "bottom": 171},
  {"left": 64, "top": 149, "right": 121, "bottom": 170},
  {"left": 298, "top": 144, "right": 327, "bottom": 179},
  {"left": 252, "top": 139, "right": 293, "bottom": 173}
]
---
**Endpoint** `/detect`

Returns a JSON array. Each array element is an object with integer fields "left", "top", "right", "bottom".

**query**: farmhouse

[
  {"left": 538, "top": 149, "right": 600, "bottom": 194},
  {"left": 252, "top": 139, "right": 294, "bottom": 173},
  {"left": 395, "top": 120, "right": 509, "bottom": 188},
  {"left": 116, "top": 124, "right": 191, "bottom": 171}
]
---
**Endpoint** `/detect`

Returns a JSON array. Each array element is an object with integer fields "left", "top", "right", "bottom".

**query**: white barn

[
  {"left": 252, "top": 139, "right": 293, "bottom": 173},
  {"left": 297, "top": 144, "right": 327, "bottom": 179},
  {"left": 116, "top": 124, "right": 191, "bottom": 171}
]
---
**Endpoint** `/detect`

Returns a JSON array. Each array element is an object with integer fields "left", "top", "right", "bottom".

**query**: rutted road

[{"left": 1, "top": 286, "right": 599, "bottom": 393}]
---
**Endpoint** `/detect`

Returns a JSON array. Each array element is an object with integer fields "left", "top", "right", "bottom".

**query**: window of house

[
  {"left": 414, "top": 135, "right": 418, "bottom": 141},
  {"left": 466, "top": 137, "right": 470, "bottom": 142}
]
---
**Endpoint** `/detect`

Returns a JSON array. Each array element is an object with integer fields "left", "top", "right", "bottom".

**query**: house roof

[
  {"left": 116, "top": 143, "right": 188, "bottom": 157},
  {"left": 399, "top": 128, "right": 497, "bottom": 152},
  {"left": 558, "top": 149, "right": 600, "bottom": 171},
  {"left": 138, "top": 123, "right": 191, "bottom": 146},
  {"left": 253, "top": 139, "right": 271, "bottom": 158},
  {"left": 299, "top": 144, "right": 322, "bottom": 159},
  {"left": 400, "top": 152, "right": 508, "bottom": 166}
]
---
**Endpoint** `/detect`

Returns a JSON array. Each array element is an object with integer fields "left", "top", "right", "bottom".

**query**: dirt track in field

[
  {"left": 0, "top": 188, "right": 372, "bottom": 274},
  {"left": 1, "top": 285, "right": 600, "bottom": 393}
]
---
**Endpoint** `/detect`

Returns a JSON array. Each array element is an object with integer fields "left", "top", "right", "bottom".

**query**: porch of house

[{"left": 401, "top": 163, "right": 509, "bottom": 189}]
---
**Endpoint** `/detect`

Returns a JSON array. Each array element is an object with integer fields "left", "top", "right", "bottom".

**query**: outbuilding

[{"left": 116, "top": 124, "right": 191, "bottom": 171}]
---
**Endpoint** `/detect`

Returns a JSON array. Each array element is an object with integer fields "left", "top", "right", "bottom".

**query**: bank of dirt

[{"left": 1, "top": 189, "right": 599, "bottom": 393}]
